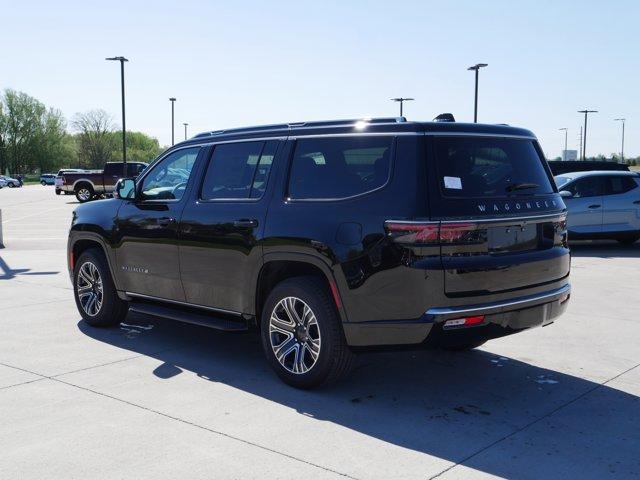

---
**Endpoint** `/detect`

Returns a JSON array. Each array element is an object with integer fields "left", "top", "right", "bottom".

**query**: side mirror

[
  {"left": 559, "top": 190, "right": 573, "bottom": 199},
  {"left": 114, "top": 178, "right": 137, "bottom": 200}
]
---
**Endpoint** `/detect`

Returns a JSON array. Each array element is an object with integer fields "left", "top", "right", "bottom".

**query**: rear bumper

[{"left": 343, "top": 284, "right": 571, "bottom": 348}]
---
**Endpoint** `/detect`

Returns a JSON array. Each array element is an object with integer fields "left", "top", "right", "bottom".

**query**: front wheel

[
  {"left": 260, "top": 276, "right": 354, "bottom": 389},
  {"left": 8, "top": 182, "right": 15, "bottom": 188},
  {"left": 73, "top": 248, "right": 128, "bottom": 327}
]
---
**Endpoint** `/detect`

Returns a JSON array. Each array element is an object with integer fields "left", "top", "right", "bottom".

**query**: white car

[{"left": 0, "top": 175, "right": 21, "bottom": 187}]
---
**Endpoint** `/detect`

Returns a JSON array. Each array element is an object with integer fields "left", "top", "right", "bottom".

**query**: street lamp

[
  {"left": 183, "top": 123, "right": 189, "bottom": 141},
  {"left": 467, "top": 63, "right": 488, "bottom": 123},
  {"left": 614, "top": 118, "right": 626, "bottom": 163},
  {"left": 578, "top": 109, "right": 598, "bottom": 160},
  {"left": 390, "top": 98, "right": 414, "bottom": 117},
  {"left": 559, "top": 127, "right": 568, "bottom": 159},
  {"left": 106, "top": 56, "right": 129, "bottom": 176},
  {"left": 169, "top": 97, "right": 176, "bottom": 145}
]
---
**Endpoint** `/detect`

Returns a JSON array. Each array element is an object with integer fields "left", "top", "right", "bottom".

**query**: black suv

[{"left": 68, "top": 117, "right": 571, "bottom": 388}]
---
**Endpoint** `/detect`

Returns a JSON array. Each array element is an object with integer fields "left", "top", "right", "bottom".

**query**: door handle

[
  {"left": 233, "top": 219, "right": 258, "bottom": 228},
  {"left": 588, "top": 204, "right": 601, "bottom": 209},
  {"left": 157, "top": 217, "right": 175, "bottom": 227},
  {"left": 633, "top": 200, "right": 640, "bottom": 205}
]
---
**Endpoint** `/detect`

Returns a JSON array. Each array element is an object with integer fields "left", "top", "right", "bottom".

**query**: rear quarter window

[
  {"left": 434, "top": 136, "right": 554, "bottom": 198},
  {"left": 288, "top": 136, "right": 393, "bottom": 200}
]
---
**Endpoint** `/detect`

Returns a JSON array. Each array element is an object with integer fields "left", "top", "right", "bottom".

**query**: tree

[
  {"left": 72, "top": 109, "right": 116, "bottom": 168},
  {"left": 0, "top": 89, "right": 72, "bottom": 174},
  {"left": 109, "top": 130, "right": 162, "bottom": 163}
]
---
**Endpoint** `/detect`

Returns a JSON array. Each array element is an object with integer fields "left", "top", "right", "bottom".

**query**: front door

[
  {"left": 564, "top": 176, "right": 604, "bottom": 235},
  {"left": 179, "top": 140, "right": 280, "bottom": 313},
  {"left": 115, "top": 146, "right": 202, "bottom": 301}
]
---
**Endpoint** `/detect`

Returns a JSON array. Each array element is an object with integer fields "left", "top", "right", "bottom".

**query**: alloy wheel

[
  {"left": 76, "top": 261, "right": 103, "bottom": 317},
  {"left": 269, "top": 296, "right": 321, "bottom": 374},
  {"left": 77, "top": 188, "right": 91, "bottom": 201}
]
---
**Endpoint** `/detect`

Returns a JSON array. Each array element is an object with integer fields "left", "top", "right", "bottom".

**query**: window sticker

[{"left": 444, "top": 176, "right": 462, "bottom": 190}]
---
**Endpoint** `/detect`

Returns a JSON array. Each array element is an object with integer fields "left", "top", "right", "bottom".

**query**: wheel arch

[
  {"left": 69, "top": 233, "right": 121, "bottom": 293},
  {"left": 255, "top": 253, "right": 348, "bottom": 328}
]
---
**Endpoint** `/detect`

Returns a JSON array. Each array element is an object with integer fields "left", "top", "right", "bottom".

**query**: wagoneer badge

[
  {"left": 121, "top": 265, "right": 149, "bottom": 274},
  {"left": 477, "top": 199, "right": 559, "bottom": 213}
]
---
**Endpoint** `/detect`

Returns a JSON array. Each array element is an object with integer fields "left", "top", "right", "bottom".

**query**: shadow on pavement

[
  {"left": 78, "top": 315, "right": 639, "bottom": 478},
  {"left": 570, "top": 240, "right": 640, "bottom": 258},
  {"left": 0, "top": 255, "right": 59, "bottom": 280}
]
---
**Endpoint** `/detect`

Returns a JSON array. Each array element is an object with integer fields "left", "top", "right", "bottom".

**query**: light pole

[
  {"left": 467, "top": 63, "right": 488, "bottom": 123},
  {"left": 578, "top": 109, "right": 597, "bottom": 160},
  {"left": 106, "top": 56, "right": 129, "bottom": 176},
  {"left": 390, "top": 98, "right": 414, "bottom": 117},
  {"left": 614, "top": 118, "right": 626, "bottom": 162},
  {"left": 559, "top": 127, "right": 568, "bottom": 159},
  {"left": 169, "top": 97, "right": 176, "bottom": 145},
  {"left": 183, "top": 123, "right": 189, "bottom": 141}
]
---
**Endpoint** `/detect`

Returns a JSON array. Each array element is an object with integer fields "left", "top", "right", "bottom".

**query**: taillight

[{"left": 385, "top": 221, "right": 481, "bottom": 245}]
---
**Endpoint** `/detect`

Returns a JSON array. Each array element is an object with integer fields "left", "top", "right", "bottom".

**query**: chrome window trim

[
  {"left": 385, "top": 211, "right": 566, "bottom": 226},
  {"left": 125, "top": 292, "right": 241, "bottom": 316}
]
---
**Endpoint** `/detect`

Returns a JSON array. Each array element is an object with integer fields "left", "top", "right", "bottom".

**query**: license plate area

[{"left": 488, "top": 223, "right": 539, "bottom": 253}]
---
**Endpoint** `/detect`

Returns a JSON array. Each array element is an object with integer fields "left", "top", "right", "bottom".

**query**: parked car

[
  {"left": 0, "top": 175, "right": 21, "bottom": 187},
  {"left": 548, "top": 160, "right": 629, "bottom": 176},
  {"left": 555, "top": 170, "right": 640, "bottom": 244},
  {"left": 0, "top": 177, "right": 7, "bottom": 188},
  {"left": 55, "top": 169, "right": 85, "bottom": 195},
  {"left": 68, "top": 117, "right": 571, "bottom": 388},
  {"left": 60, "top": 162, "right": 147, "bottom": 202},
  {"left": 40, "top": 174, "right": 56, "bottom": 185}
]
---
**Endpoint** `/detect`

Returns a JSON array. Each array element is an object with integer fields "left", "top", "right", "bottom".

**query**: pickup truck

[{"left": 60, "top": 162, "right": 147, "bottom": 202}]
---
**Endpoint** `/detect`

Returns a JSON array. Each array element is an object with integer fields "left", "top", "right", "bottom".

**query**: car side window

[
  {"left": 200, "top": 141, "right": 275, "bottom": 200},
  {"left": 566, "top": 177, "right": 604, "bottom": 198},
  {"left": 288, "top": 136, "right": 393, "bottom": 200},
  {"left": 604, "top": 176, "right": 637, "bottom": 196},
  {"left": 140, "top": 147, "right": 200, "bottom": 201}
]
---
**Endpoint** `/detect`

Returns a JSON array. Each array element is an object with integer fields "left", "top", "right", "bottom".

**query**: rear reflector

[{"left": 444, "top": 315, "right": 485, "bottom": 328}]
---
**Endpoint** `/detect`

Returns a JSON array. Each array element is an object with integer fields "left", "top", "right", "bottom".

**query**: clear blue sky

[{"left": 2, "top": 0, "right": 638, "bottom": 157}]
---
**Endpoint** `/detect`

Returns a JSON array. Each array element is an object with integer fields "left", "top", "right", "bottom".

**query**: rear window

[
  {"left": 434, "top": 137, "right": 554, "bottom": 198},
  {"left": 288, "top": 136, "right": 392, "bottom": 200}
]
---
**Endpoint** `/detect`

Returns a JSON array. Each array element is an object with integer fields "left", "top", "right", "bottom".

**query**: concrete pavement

[{"left": 1, "top": 185, "right": 639, "bottom": 479}]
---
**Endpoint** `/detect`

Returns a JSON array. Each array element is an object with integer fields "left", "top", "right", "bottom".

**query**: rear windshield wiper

[{"left": 506, "top": 182, "right": 539, "bottom": 193}]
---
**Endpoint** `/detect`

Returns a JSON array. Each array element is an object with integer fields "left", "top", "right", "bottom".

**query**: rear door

[
  {"left": 178, "top": 140, "right": 280, "bottom": 313},
  {"left": 602, "top": 175, "right": 640, "bottom": 233},
  {"left": 563, "top": 176, "right": 604, "bottom": 235},
  {"left": 427, "top": 135, "right": 569, "bottom": 297}
]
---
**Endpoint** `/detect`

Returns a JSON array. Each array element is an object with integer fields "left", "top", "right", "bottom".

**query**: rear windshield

[{"left": 434, "top": 137, "right": 554, "bottom": 198}]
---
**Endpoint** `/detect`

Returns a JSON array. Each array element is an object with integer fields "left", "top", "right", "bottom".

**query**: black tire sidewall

[
  {"left": 73, "top": 249, "right": 126, "bottom": 327},
  {"left": 260, "top": 277, "right": 346, "bottom": 388},
  {"left": 75, "top": 186, "right": 93, "bottom": 203}
]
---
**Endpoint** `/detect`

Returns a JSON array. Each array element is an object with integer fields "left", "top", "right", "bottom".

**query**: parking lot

[{"left": 1, "top": 185, "right": 638, "bottom": 479}]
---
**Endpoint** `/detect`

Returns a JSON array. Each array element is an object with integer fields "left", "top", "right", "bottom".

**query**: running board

[{"left": 128, "top": 301, "right": 249, "bottom": 332}]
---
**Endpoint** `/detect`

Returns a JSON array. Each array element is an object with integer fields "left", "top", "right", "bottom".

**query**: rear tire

[
  {"left": 55, "top": 188, "right": 61, "bottom": 195},
  {"left": 8, "top": 182, "right": 15, "bottom": 188},
  {"left": 73, "top": 248, "right": 128, "bottom": 327},
  {"left": 41, "top": 181, "right": 47, "bottom": 186},
  {"left": 75, "top": 185, "right": 94, "bottom": 203},
  {"left": 260, "top": 276, "right": 355, "bottom": 389},
  {"left": 617, "top": 235, "right": 640, "bottom": 245}
]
